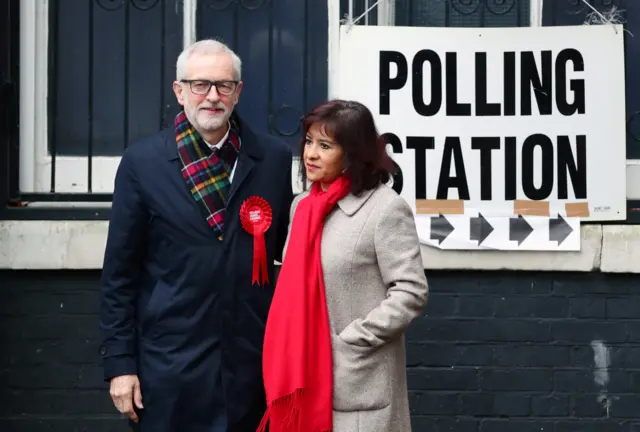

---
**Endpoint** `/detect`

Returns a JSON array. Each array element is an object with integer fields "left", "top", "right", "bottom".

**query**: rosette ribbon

[{"left": 240, "top": 196, "right": 273, "bottom": 286}]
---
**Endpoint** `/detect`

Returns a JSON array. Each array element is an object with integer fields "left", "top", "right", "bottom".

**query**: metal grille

[
  {"left": 395, "top": 0, "right": 530, "bottom": 27},
  {"left": 341, "top": 0, "right": 530, "bottom": 27},
  {"left": 49, "top": 0, "right": 182, "bottom": 158}
]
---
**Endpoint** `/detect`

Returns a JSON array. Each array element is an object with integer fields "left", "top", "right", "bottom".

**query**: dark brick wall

[
  {"left": 0, "top": 271, "right": 124, "bottom": 432},
  {"left": 1, "top": 270, "right": 639, "bottom": 431},
  {"left": 408, "top": 272, "right": 640, "bottom": 432}
]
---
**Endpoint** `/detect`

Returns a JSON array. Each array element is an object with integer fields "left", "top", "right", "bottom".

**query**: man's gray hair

[{"left": 176, "top": 39, "right": 242, "bottom": 81}]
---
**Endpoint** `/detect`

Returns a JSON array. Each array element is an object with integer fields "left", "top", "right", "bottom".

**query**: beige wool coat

[{"left": 282, "top": 182, "right": 429, "bottom": 432}]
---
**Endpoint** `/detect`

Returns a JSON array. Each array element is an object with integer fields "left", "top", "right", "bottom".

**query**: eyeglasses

[{"left": 180, "top": 79, "right": 239, "bottom": 96}]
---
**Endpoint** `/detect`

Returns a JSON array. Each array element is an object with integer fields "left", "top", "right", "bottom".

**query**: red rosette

[{"left": 240, "top": 196, "right": 273, "bottom": 286}]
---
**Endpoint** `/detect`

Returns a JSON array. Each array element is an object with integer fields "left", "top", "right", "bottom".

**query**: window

[
  {"left": 3, "top": 0, "right": 323, "bottom": 219},
  {"left": 18, "top": 0, "right": 184, "bottom": 196},
  {"left": 4, "top": 0, "right": 639, "bottom": 223},
  {"left": 328, "top": 0, "right": 640, "bottom": 223}
]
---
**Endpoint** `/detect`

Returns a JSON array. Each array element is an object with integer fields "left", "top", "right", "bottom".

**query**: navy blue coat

[{"left": 99, "top": 118, "right": 293, "bottom": 432}]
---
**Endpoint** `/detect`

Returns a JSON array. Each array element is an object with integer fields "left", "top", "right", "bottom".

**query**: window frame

[
  {"left": 0, "top": 0, "right": 196, "bottom": 220},
  {"left": 17, "top": 0, "right": 196, "bottom": 197},
  {"left": 20, "top": 0, "right": 122, "bottom": 195}
]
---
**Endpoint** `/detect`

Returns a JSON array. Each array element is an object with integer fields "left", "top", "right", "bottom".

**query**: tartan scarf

[{"left": 174, "top": 111, "right": 240, "bottom": 238}]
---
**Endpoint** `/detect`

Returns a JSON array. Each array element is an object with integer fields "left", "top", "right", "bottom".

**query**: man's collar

[{"left": 204, "top": 121, "right": 231, "bottom": 149}]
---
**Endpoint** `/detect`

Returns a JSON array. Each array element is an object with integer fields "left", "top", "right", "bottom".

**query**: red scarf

[{"left": 257, "top": 176, "right": 352, "bottom": 432}]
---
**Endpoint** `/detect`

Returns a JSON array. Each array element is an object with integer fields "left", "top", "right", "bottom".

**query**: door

[
  {"left": 0, "top": 0, "right": 19, "bottom": 206},
  {"left": 197, "top": 0, "right": 329, "bottom": 154}
]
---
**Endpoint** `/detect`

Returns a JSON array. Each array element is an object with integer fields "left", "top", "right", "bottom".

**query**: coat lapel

[
  {"left": 227, "top": 117, "right": 264, "bottom": 206},
  {"left": 228, "top": 151, "right": 256, "bottom": 205}
]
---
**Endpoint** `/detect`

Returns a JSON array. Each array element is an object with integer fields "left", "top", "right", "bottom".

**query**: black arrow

[
  {"left": 509, "top": 214, "right": 533, "bottom": 245},
  {"left": 549, "top": 214, "right": 573, "bottom": 245},
  {"left": 470, "top": 213, "right": 494, "bottom": 245},
  {"left": 430, "top": 214, "right": 454, "bottom": 243}
]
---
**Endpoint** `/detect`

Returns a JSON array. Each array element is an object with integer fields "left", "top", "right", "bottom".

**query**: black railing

[{"left": 395, "top": 0, "right": 528, "bottom": 27}]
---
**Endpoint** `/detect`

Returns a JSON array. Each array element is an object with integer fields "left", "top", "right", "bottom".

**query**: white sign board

[{"left": 336, "top": 24, "right": 626, "bottom": 250}]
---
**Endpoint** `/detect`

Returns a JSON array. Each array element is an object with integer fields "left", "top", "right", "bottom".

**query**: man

[{"left": 99, "top": 39, "right": 293, "bottom": 431}]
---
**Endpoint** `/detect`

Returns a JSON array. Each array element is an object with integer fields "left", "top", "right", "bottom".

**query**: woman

[{"left": 257, "top": 100, "right": 429, "bottom": 432}]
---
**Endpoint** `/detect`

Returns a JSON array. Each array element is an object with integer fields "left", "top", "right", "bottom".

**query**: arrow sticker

[
  {"left": 549, "top": 214, "right": 574, "bottom": 245},
  {"left": 470, "top": 213, "right": 494, "bottom": 245},
  {"left": 417, "top": 213, "right": 580, "bottom": 251},
  {"left": 430, "top": 214, "right": 454, "bottom": 243},
  {"left": 509, "top": 214, "right": 534, "bottom": 245}
]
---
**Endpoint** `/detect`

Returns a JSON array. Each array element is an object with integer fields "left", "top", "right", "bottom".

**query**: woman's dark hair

[{"left": 299, "top": 99, "right": 395, "bottom": 195}]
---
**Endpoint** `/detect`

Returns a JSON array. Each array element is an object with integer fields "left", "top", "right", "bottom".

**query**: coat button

[{"left": 99, "top": 346, "right": 107, "bottom": 356}]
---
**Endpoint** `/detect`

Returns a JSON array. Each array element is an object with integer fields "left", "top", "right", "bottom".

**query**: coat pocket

[
  {"left": 140, "top": 280, "right": 171, "bottom": 339},
  {"left": 332, "top": 335, "right": 391, "bottom": 412}
]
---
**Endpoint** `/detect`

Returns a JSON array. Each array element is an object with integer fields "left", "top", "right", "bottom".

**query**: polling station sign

[{"left": 336, "top": 24, "right": 626, "bottom": 251}]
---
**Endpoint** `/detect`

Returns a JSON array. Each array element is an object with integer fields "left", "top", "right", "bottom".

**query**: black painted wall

[{"left": 1, "top": 270, "right": 639, "bottom": 431}]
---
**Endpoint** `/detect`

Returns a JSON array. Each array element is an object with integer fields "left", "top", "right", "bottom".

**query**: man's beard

[{"left": 185, "top": 102, "right": 231, "bottom": 133}]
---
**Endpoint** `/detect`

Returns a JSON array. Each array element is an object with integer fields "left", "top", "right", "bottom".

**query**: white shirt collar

[{"left": 204, "top": 121, "right": 231, "bottom": 150}]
